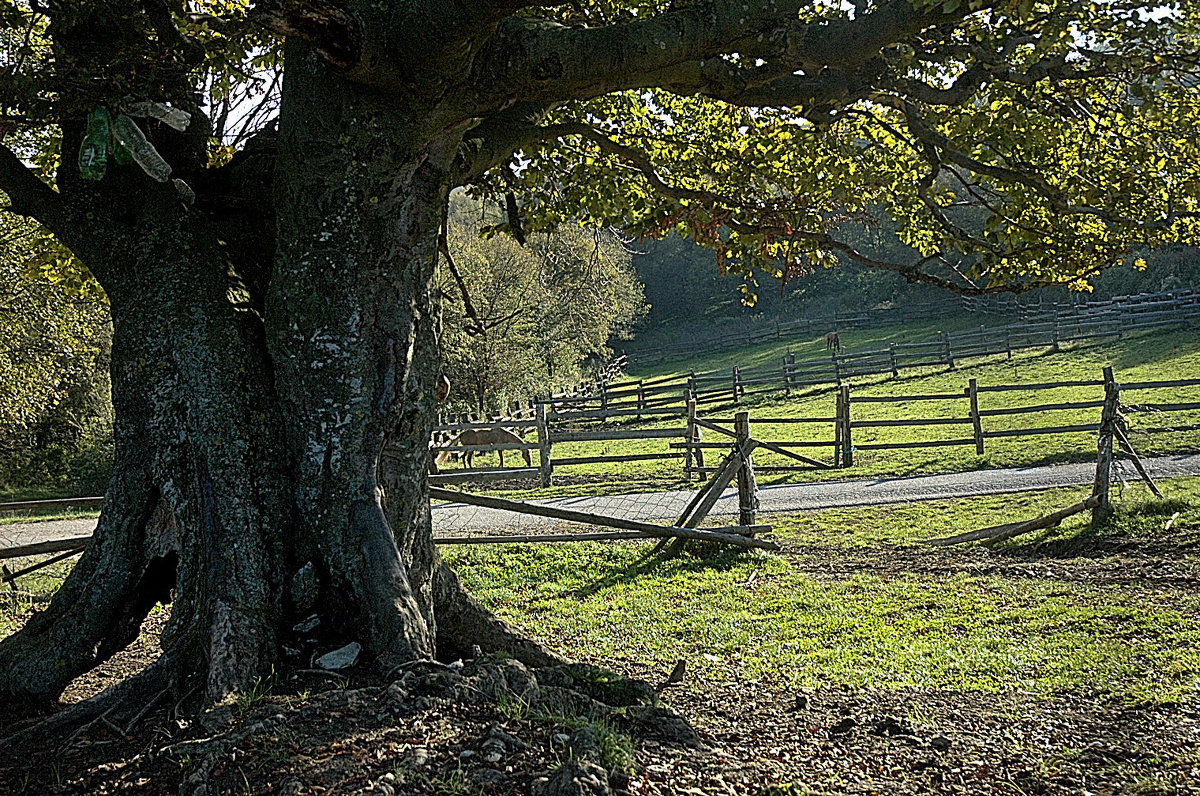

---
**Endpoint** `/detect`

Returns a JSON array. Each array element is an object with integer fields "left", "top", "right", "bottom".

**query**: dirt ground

[{"left": 1, "top": 532, "right": 1198, "bottom": 795}]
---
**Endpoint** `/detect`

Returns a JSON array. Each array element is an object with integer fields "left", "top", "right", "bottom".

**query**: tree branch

[
  {"left": 470, "top": 0, "right": 977, "bottom": 111},
  {"left": 488, "top": 120, "right": 1121, "bottom": 296},
  {"left": 251, "top": 0, "right": 363, "bottom": 70},
  {"left": 453, "top": 103, "right": 560, "bottom": 184},
  {"left": 0, "top": 144, "right": 68, "bottom": 231}
]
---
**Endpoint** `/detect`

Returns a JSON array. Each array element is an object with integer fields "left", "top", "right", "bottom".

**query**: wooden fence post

[
  {"left": 636, "top": 380, "right": 646, "bottom": 418},
  {"left": 833, "top": 389, "right": 844, "bottom": 468},
  {"left": 889, "top": 343, "right": 899, "bottom": 378},
  {"left": 732, "top": 367, "right": 741, "bottom": 404},
  {"left": 1005, "top": 327, "right": 1012, "bottom": 360},
  {"left": 1052, "top": 311, "right": 1061, "bottom": 352},
  {"left": 968, "top": 378, "right": 984, "bottom": 454},
  {"left": 599, "top": 383, "right": 608, "bottom": 417},
  {"left": 735, "top": 411, "right": 758, "bottom": 526},
  {"left": 1091, "top": 365, "right": 1118, "bottom": 524},
  {"left": 684, "top": 399, "right": 700, "bottom": 481},
  {"left": 832, "top": 351, "right": 842, "bottom": 385},
  {"left": 941, "top": 330, "right": 954, "bottom": 369},
  {"left": 535, "top": 403, "right": 553, "bottom": 488},
  {"left": 782, "top": 356, "right": 791, "bottom": 396},
  {"left": 840, "top": 384, "right": 853, "bottom": 467}
]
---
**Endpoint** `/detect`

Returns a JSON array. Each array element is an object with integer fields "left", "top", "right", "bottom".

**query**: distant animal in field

[
  {"left": 437, "top": 428, "right": 531, "bottom": 469},
  {"left": 825, "top": 331, "right": 841, "bottom": 353}
]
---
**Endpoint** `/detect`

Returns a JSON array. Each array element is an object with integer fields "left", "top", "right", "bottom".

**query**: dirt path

[{"left": 4, "top": 454, "right": 1200, "bottom": 553}]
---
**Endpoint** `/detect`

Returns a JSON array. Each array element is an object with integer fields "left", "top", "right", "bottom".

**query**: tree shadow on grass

[{"left": 568, "top": 545, "right": 755, "bottom": 600}]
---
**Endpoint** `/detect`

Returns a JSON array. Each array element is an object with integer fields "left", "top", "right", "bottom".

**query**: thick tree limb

[
  {"left": 252, "top": 1, "right": 362, "bottom": 69},
  {"left": 471, "top": 0, "right": 977, "bottom": 111},
  {"left": 0, "top": 144, "right": 68, "bottom": 230}
]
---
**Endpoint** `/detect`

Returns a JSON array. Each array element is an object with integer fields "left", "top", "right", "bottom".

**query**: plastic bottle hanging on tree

[
  {"left": 123, "top": 100, "right": 191, "bottom": 132},
  {"left": 110, "top": 114, "right": 172, "bottom": 183},
  {"left": 77, "top": 107, "right": 110, "bottom": 181}
]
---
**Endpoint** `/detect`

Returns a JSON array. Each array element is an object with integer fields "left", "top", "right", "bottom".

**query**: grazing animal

[
  {"left": 825, "top": 331, "right": 841, "bottom": 353},
  {"left": 437, "top": 428, "right": 531, "bottom": 469}
]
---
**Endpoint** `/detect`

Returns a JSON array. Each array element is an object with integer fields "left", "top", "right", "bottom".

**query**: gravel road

[{"left": 4, "top": 454, "right": 1199, "bottom": 551}]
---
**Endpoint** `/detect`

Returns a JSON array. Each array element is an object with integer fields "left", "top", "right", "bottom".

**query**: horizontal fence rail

[
  {"left": 537, "top": 288, "right": 1198, "bottom": 421},
  {"left": 424, "top": 367, "right": 1200, "bottom": 487}
]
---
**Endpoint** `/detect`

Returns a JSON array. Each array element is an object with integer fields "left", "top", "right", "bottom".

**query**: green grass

[
  {"left": 771, "top": 482, "right": 1198, "bottom": 548},
  {"left": 475, "top": 322, "right": 1200, "bottom": 496},
  {"left": 0, "top": 485, "right": 89, "bottom": 503},
  {"left": 447, "top": 477, "right": 1200, "bottom": 705},
  {"left": 0, "top": 485, "right": 102, "bottom": 524},
  {"left": 0, "top": 559, "right": 76, "bottom": 639},
  {"left": 629, "top": 314, "right": 987, "bottom": 378},
  {"left": 4, "top": 479, "right": 1197, "bottom": 710}
]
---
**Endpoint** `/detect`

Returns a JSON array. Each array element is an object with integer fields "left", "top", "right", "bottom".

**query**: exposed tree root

[
  {"left": 433, "top": 562, "right": 568, "bottom": 668},
  {"left": 0, "top": 653, "right": 176, "bottom": 751}
]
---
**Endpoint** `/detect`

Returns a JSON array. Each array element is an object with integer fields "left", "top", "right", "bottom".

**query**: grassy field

[
  {"left": 3, "top": 474, "right": 1197, "bottom": 793},
  {"left": 492, "top": 322, "right": 1200, "bottom": 494},
  {"left": 5, "top": 477, "right": 1194, "bottom": 702},
  {"left": 628, "top": 314, "right": 988, "bottom": 377},
  {"left": 445, "top": 477, "right": 1200, "bottom": 707}
]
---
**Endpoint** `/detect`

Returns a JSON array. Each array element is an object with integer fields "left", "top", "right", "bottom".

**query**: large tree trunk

[
  {"left": 1, "top": 44, "right": 557, "bottom": 725},
  {"left": 0, "top": 184, "right": 292, "bottom": 712},
  {"left": 266, "top": 44, "right": 452, "bottom": 670},
  {"left": 0, "top": 8, "right": 572, "bottom": 724}
]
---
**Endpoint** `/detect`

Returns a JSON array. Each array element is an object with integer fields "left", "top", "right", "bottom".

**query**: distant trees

[
  {"left": 0, "top": 218, "right": 111, "bottom": 493},
  {"left": 439, "top": 195, "right": 646, "bottom": 413}
]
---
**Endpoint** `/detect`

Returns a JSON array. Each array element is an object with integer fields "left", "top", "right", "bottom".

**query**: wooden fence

[
  {"left": 624, "top": 287, "right": 1200, "bottom": 367},
  {"left": 424, "top": 368, "right": 1200, "bottom": 486},
  {"left": 3, "top": 373, "right": 1195, "bottom": 568},
  {"left": 774, "top": 371, "right": 1200, "bottom": 471},
  {"left": 547, "top": 289, "right": 1200, "bottom": 420}
]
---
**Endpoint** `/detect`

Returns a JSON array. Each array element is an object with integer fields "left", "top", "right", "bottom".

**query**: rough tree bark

[
  {"left": 0, "top": 166, "right": 294, "bottom": 712},
  {"left": 0, "top": 21, "right": 555, "bottom": 721}
]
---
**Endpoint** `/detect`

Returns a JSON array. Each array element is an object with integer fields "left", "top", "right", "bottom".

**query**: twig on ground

[{"left": 124, "top": 687, "right": 171, "bottom": 736}]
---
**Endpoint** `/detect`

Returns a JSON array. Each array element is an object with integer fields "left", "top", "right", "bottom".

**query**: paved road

[{"left": 4, "top": 454, "right": 1200, "bottom": 550}]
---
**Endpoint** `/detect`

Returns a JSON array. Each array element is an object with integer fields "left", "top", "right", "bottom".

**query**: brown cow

[
  {"left": 437, "top": 428, "right": 532, "bottom": 469},
  {"left": 825, "top": 331, "right": 841, "bottom": 353}
]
